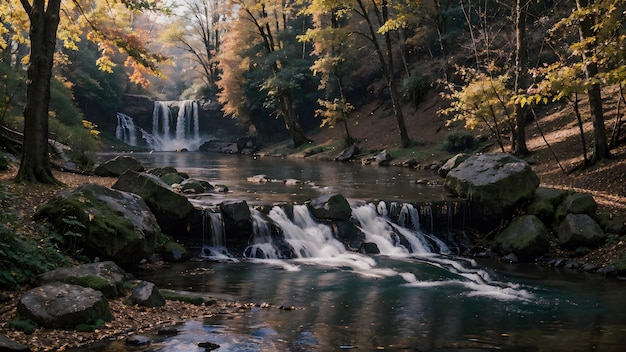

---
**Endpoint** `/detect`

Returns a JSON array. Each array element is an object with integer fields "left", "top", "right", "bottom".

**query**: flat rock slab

[
  {"left": 34, "top": 261, "right": 129, "bottom": 298},
  {"left": 17, "top": 283, "right": 112, "bottom": 329}
]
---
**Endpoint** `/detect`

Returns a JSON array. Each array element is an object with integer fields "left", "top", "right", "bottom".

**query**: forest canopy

[{"left": 0, "top": 0, "right": 625, "bottom": 182}]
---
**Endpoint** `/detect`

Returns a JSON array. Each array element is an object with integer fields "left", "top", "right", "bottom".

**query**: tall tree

[
  {"left": 511, "top": 0, "right": 530, "bottom": 155},
  {"left": 217, "top": 0, "right": 312, "bottom": 148},
  {"left": 168, "top": 0, "right": 223, "bottom": 89},
  {"left": 354, "top": 0, "right": 412, "bottom": 147},
  {"left": 300, "top": 0, "right": 357, "bottom": 146},
  {"left": 575, "top": 0, "right": 610, "bottom": 162},
  {"left": 14, "top": 0, "right": 62, "bottom": 184},
  {"left": 10, "top": 0, "right": 166, "bottom": 184}
]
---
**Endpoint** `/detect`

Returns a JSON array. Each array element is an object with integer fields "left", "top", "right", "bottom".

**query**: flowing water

[{"left": 86, "top": 152, "right": 626, "bottom": 351}]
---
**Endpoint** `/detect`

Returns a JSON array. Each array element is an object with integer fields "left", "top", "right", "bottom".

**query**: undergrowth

[{"left": 0, "top": 184, "right": 71, "bottom": 290}]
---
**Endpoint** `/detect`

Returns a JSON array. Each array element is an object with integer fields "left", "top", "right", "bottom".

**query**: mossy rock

[
  {"left": 35, "top": 184, "right": 160, "bottom": 265},
  {"left": 494, "top": 215, "right": 551, "bottom": 261}
]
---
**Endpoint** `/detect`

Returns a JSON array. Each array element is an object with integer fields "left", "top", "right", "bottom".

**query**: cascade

[
  {"left": 115, "top": 100, "right": 203, "bottom": 151},
  {"left": 115, "top": 112, "right": 138, "bottom": 146},
  {"left": 201, "top": 209, "right": 230, "bottom": 259},
  {"left": 149, "top": 100, "right": 202, "bottom": 151},
  {"left": 244, "top": 210, "right": 281, "bottom": 259}
]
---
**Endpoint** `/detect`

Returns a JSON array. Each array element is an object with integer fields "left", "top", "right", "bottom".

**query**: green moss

[
  {"left": 9, "top": 319, "right": 38, "bottom": 334},
  {"left": 161, "top": 291, "right": 206, "bottom": 306},
  {"left": 75, "top": 319, "right": 104, "bottom": 332}
]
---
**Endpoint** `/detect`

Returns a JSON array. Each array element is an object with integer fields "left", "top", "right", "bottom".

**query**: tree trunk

[
  {"left": 513, "top": 0, "right": 529, "bottom": 155},
  {"left": 278, "top": 89, "right": 310, "bottom": 148},
  {"left": 576, "top": 0, "right": 611, "bottom": 162},
  {"left": 15, "top": 0, "right": 62, "bottom": 184}
]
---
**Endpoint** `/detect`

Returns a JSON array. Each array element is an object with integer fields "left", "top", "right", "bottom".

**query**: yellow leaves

[{"left": 95, "top": 56, "right": 116, "bottom": 73}]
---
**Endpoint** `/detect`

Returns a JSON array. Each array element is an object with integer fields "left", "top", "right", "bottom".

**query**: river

[{"left": 83, "top": 152, "right": 626, "bottom": 351}]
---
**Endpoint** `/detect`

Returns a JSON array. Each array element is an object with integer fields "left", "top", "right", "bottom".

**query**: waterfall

[
  {"left": 201, "top": 209, "right": 231, "bottom": 260},
  {"left": 116, "top": 100, "right": 203, "bottom": 151},
  {"left": 149, "top": 100, "right": 202, "bottom": 151},
  {"left": 115, "top": 112, "right": 138, "bottom": 146},
  {"left": 244, "top": 210, "right": 281, "bottom": 259}
]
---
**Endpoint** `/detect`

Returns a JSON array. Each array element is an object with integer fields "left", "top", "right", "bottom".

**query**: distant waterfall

[
  {"left": 115, "top": 112, "right": 137, "bottom": 146},
  {"left": 115, "top": 100, "right": 203, "bottom": 151},
  {"left": 150, "top": 100, "right": 201, "bottom": 151}
]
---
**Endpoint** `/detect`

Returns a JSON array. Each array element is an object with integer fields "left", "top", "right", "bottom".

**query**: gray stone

[
  {"left": 527, "top": 187, "right": 568, "bottom": 224},
  {"left": 307, "top": 194, "right": 352, "bottom": 221},
  {"left": 17, "top": 283, "right": 112, "bottom": 329},
  {"left": 557, "top": 213, "right": 606, "bottom": 250},
  {"left": 438, "top": 153, "right": 470, "bottom": 178},
  {"left": 443, "top": 153, "right": 539, "bottom": 229},
  {"left": 494, "top": 215, "right": 551, "bottom": 261},
  {"left": 130, "top": 281, "right": 165, "bottom": 307},
  {"left": 162, "top": 242, "right": 192, "bottom": 262},
  {"left": 555, "top": 192, "right": 598, "bottom": 222},
  {"left": 247, "top": 174, "right": 271, "bottom": 183},
  {"left": 126, "top": 335, "right": 152, "bottom": 346},
  {"left": 0, "top": 334, "right": 30, "bottom": 352},
  {"left": 93, "top": 155, "right": 144, "bottom": 177},
  {"left": 35, "top": 184, "right": 160, "bottom": 265},
  {"left": 335, "top": 144, "right": 358, "bottom": 162},
  {"left": 34, "top": 261, "right": 129, "bottom": 298},
  {"left": 113, "top": 170, "right": 194, "bottom": 234}
]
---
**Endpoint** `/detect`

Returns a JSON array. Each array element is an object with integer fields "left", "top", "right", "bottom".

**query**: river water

[{"left": 85, "top": 152, "right": 626, "bottom": 351}]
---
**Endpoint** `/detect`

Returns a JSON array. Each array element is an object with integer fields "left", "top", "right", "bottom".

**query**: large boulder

[
  {"left": 307, "top": 194, "right": 352, "bottom": 221},
  {"left": 443, "top": 153, "right": 539, "bottom": 230},
  {"left": 17, "top": 283, "right": 112, "bottom": 329},
  {"left": 335, "top": 144, "right": 358, "bottom": 162},
  {"left": 494, "top": 215, "right": 551, "bottom": 261},
  {"left": 35, "top": 184, "right": 160, "bottom": 265},
  {"left": 557, "top": 213, "right": 606, "bottom": 250},
  {"left": 113, "top": 170, "right": 194, "bottom": 235},
  {"left": 93, "top": 155, "right": 144, "bottom": 177},
  {"left": 34, "top": 261, "right": 130, "bottom": 298}
]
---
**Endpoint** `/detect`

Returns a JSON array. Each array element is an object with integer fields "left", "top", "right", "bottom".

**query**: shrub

[{"left": 443, "top": 132, "right": 478, "bottom": 153}]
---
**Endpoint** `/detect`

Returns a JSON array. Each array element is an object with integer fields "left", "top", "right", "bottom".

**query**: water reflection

[{"left": 103, "top": 152, "right": 449, "bottom": 204}]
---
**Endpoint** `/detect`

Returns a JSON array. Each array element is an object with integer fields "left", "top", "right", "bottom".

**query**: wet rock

[
  {"left": 335, "top": 145, "right": 358, "bottom": 162},
  {"left": 0, "top": 334, "right": 30, "bottom": 352},
  {"left": 147, "top": 166, "right": 181, "bottom": 177},
  {"left": 438, "top": 153, "right": 469, "bottom": 177},
  {"left": 17, "top": 283, "right": 112, "bottom": 329},
  {"left": 198, "top": 341, "right": 221, "bottom": 351},
  {"left": 113, "top": 170, "right": 194, "bottom": 235},
  {"left": 219, "top": 200, "right": 253, "bottom": 250},
  {"left": 126, "top": 335, "right": 151, "bottom": 346},
  {"left": 361, "top": 150, "right": 392, "bottom": 166},
  {"left": 130, "top": 281, "right": 165, "bottom": 307},
  {"left": 247, "top": 174, "right": 271, "bottom": 183},
  {"left": 582, "top": 264, "right": 598, "bottom": 272},
  {"left": 494, "top": 215, "right": 551, "bottom": 262},
  {"left": 359, "top": 242, "right": 380, "bottom": 254},
  {"left": 444, "top": 153, "right": 539, "bottom": 230},
  {"left": 557, "top": 214, "right": 606, "bottom": 250},
  {"left": 501, "top": 253, "right": 519, "bottom": 263},
  {"left": 597, "top": 265, "right": 618, "bottom": 276},
  {"left": 35, "top": 184, "right": 159, "bottom": 265},
  {"left": 177, "top": 178, "right": 214, "bottom": 194},
  {"left": 307, "top": 194, "right": 352, "bottom": 221},
  {"left": 34, "top": 261, "right": 130, "bottom": 298},
  {"left": 162, "top": 241, "right": 192, "bottom": 262},
  {"left": 160, "top": 172, "right": 186, "bottom": 186},
  {"left": 93, "top": 155, "right": 144, "bottom": 177}
]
